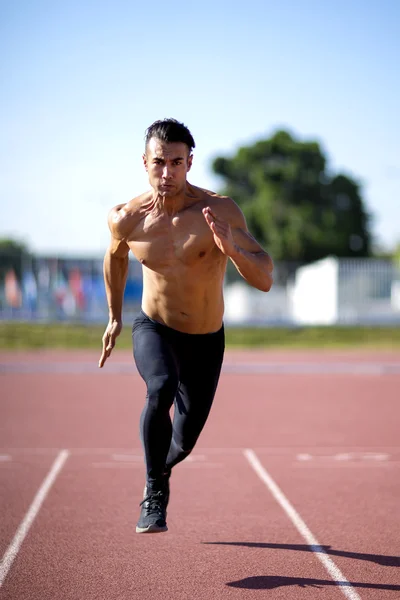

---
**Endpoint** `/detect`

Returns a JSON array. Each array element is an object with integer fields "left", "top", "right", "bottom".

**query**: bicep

[
  {"left": 108, "top": 235, "right": 130, "bottom": 258},
  {"left": 230, "top": 212, "right": 273, "bottom": 270},
  {"left": 232, "top": 226, "right": 266, "bottom": 255},
  {"left": 228, "top": 205, "right": 265, "bottom": 254}
]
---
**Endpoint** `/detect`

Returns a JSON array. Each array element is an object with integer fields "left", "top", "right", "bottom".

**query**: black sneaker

[
  {"left": 141, "top": 470, "right": 171, "bottom": 504},
  {"left": 136, "top": 487, "right": 168, "bottom": 534}
]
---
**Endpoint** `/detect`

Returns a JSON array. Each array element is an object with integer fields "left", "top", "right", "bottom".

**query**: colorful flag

[{"left": 5, "top": 269, "right": 22, "bottom": 308}]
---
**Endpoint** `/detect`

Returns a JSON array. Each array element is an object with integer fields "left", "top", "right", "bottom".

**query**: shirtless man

[{"left": 99, "top": 118, "right": 273, "bottom": 533}]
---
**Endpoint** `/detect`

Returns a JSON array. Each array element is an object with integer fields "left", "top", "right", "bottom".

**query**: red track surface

[{"left": 1, "top": 349, "right": 399, "bottom": 599}]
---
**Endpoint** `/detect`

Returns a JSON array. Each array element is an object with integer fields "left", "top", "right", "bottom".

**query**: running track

[{"left": 1, "top": 349, "right": 399, "bottom": 599}]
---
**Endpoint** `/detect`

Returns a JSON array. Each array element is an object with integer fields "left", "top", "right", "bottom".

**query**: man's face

[{"left": 143, "top": 137, "right": 193, "bottom": 197}]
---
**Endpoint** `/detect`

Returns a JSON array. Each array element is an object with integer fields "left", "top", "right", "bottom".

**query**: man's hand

[
  {"left": 202, "top": 207, "right": 237, "bottom": 257},
  {"left": 99, "top": 320, "right": 122, "bottom": 368}
]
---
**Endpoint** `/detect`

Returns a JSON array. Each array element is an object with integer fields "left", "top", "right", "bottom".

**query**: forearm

[
  {"left": 229, "top": 246, "right": 273, "bottom": 292},
  {"left": 103, "top": 249, "right": 129, "bottom": 321}
]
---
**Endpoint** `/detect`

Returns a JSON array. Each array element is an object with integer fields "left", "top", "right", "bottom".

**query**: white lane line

[
  {"left": 243, "top": 449, "right": 362, "bottom": 600},
  {"left": 0, "top": 449, "right": 69, "bottom": 588}
]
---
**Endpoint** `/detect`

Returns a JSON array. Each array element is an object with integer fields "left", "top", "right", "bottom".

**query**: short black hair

[{"left": 145, "top": 118, "right": 196, "bottom": 154}]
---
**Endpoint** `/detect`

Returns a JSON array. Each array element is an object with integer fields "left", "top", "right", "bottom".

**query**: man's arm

[
  {"left": 203, "top": 203, "right": 273, "bottom": 292},
  {"left": 99, "top": 205, "right": 131, "bottom": 368},
  {"left": 229, "top": 226, "right": 273, "bottom": 292}
]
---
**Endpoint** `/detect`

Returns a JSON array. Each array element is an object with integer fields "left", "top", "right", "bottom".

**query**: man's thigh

[
  {"left": 132, "top": 316, "right": 178, "bottom": 382},
  {"left": 175, "top": 330, "right": 224, "bottom": 415}
]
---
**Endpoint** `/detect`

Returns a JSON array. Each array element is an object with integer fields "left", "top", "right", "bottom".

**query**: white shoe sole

[{"left": 136, "top": 524, "right": 168, "bottom": 533}]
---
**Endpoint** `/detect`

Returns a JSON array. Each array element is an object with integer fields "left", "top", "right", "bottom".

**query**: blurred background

[{"left": 1, "top": 0, "right": 399, "bottom": 332}]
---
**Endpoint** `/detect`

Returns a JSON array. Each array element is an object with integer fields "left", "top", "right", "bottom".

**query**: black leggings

[{"left": 132, "top": 310, "right": 225, "bottom": 485}]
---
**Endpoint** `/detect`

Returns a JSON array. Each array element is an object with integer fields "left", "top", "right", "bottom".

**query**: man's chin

[{"left": 158, "top": 187, "right": 175, "bottom": 197}]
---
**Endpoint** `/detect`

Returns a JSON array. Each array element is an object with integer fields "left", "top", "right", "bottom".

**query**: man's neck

[{"left": 153, "top": 186, "right": 188, "bottom": 216}]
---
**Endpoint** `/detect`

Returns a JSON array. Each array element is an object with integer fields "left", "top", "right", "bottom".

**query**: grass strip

[{"left": 0, "top": 321, "right": 399, "bottom": 350}]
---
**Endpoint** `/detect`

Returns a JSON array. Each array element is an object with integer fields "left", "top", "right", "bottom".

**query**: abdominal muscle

[{"left": 141, "top": 264, "right": 225, "bottom": 334}]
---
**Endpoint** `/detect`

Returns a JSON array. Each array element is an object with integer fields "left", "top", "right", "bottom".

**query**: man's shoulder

[
  {"left": 192, "top": 185, "right": 237, "bottom": 209},
  {"left": 193, "top": 186, "right": 244, "bottom": 222},
  {"left": 108, "top": 191, "right": 152, "bottom": 239}
]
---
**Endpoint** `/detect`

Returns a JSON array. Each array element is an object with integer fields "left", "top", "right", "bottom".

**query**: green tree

[
  {"left": 0, "top": 239, "right": 31, "bottom": 282},
  {"left": 394, "top": 242, "right": 400, "bottom": 267},
  {"left": 212, "top": 130, "right": 372, "bottom": 263}
]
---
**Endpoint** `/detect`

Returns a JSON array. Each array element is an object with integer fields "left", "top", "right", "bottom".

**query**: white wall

[
  {"left": 290, "top": 257, "right": 339, "bottom": 325},
  {"left": 224, "top": 281, "right": 290, "bottom": 324}
]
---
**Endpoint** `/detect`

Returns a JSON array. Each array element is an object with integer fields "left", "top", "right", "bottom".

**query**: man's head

[
  {"left": 143, "top": 119, "right": 195, "bottom": 197},
  {"left": 144, "top": 118, "right": 195, "bottom": 155}
]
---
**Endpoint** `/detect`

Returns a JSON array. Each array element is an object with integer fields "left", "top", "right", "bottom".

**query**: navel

[{"left": 199, "top": 251, "right": 206, "bottom": 258}]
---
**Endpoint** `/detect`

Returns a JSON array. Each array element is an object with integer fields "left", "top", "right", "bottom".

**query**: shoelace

[{"left": 140, "top": 490, "right": 165, "bottom": 515}]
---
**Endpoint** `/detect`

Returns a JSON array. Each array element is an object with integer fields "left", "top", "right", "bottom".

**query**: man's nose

[{"left": 162, "top": 166, "right": 172, "bottom": 179}]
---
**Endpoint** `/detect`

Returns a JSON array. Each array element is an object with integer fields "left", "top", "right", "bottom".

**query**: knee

[
  {"left": 172, "top": 437, "right": 195, "bottom": 458},
  {"left": 147, "top": 374, "right": 178, "bottom": 405}
]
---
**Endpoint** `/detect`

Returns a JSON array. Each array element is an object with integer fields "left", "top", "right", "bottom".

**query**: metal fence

[{"left": 338, "top": 259, "right": 400, "bottom": 324}]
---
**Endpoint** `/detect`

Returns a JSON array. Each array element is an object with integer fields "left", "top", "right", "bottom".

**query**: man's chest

[{"left": 129, "top": 211, "right": 217, "bottom": 268}]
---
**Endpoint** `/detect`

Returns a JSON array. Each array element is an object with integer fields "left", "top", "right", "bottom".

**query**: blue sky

[{"left": 1, "top": 0, "right": 399, "bottom": 256}]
